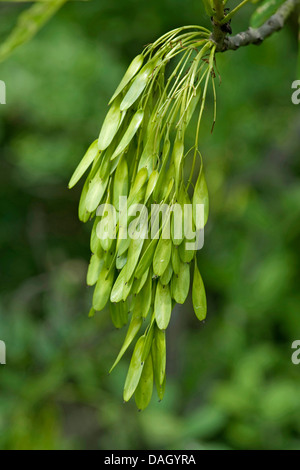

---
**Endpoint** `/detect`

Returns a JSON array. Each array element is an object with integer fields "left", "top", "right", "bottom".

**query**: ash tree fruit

[{"left": 69, "top": 0, "right": 299, "bottom": 409}]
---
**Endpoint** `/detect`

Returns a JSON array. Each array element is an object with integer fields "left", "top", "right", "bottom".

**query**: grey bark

[{"left": 211, "top": 0, "right": 299, "bottom": 52}]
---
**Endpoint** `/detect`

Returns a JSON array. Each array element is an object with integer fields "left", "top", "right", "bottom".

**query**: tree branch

[{"left": 211, "top": 0, "right": 299, "bottom": 52}]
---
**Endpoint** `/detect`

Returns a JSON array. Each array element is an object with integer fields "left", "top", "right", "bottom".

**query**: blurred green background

[{"left": 0, "top": 0, "right": 299, "bottom": 450}]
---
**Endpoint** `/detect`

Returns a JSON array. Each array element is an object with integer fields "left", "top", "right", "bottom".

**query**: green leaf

[{"left": 250, "top": 0, "right": 286, "bottom": 28}]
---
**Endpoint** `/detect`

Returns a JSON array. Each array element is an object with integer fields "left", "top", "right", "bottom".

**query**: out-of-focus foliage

[
  {"left": 0, "top": 0, "right": 69, "bottom": 64},
  {"left": 0, "top": 0, "right": 299, "bottom": 450}
]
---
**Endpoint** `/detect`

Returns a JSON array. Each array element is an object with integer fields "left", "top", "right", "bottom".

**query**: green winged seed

[
  {"left": 193, "top": 168, "right": 209, "bottom": 230},
  {"left": 109, "top": 301, "right": 128, "bottom": 329},
  {"left": 144, "top": 169, "right": 159, "bottom": 204},
  {"left": 192, "top": 261, "right": 207, "bottom": 321},
  {"left": 171, "top": 261, "right": 190, "bottom": 304},
  {"left": 152, "top": 325, "right": 166, "bottom": 387},
  {"left": 116, "top": 228, "right": 131, "bottom": 258},
  {"left": 85, "top": 173, "right": 109, "bottom": 213},
  {"left": 78, "top": 152, "right": 103, "bottom": 220},
  {"left": 153, "top": 137, "right": 171, "bottom": 201},
  {"left": 125, "top": 236, "right": 145, "bottom": 282},
  {"left": 137, "top": 118, "right": 161, "bottom": 175},
  {"left": 89, "top": 307, "right": 96, "bottom": 318},
  {"left": 179, "top": 240, "right": 195, "bottom": 263},
  {"left": 135, "top": 238, "right": 158, "bottom": 279},
  {"left": 104, "top": 244, "right": 116, "bottom": 269},
  {"left": 171, "top": 245, "right": 181, "bottom": 275},
  {"left": 123, "top": 335, "right": 145, "bottom": 402},
  {"left": 131, "top": 291, "right": 143, "bottom": 318},
  {"left": 109, "top": 54, "right": 144, "bottom": 105},
  {"left": 141, "top": 320, "right": 155, "bottom": 362},
  {"left": 78, "top": 177, "right": 91, "bottom": 223},
  {"left": 137, "top": 135, "right": 156, "bottom": 176},
  {"left": 98, "top": 94, "right": 123, "bottom": 151},
  {"left": 113, "top": 156, "right": 128, "bottom": 210},
  {"left": 97, "top": 190, "right": 115, "bottom": 252},
  {"left": 92, "top": 266, "right": 114, "bottom": 311},
  {"left": 154, "top": 281, "right": 172, "bottom": 330},
  {"left": 122, "top": 275, "right": 134, "bottom": 301},
  {"left": 110, "top": 267, "right": 127, "bottom": 303},
  {"left": 90, "top": 217, "right": 102, "bottom": 254},
  {"left": 156, "top": 374, "right": 166, "bottom": 402},
  {"left": 111, "top": 109, "right": 144, "bottom": 160},
  {"left": 116, "top": 251, "right": 127, "bottom": 270},
  {"left": 127, "top": 167, "right": 148, "bottom": 208},
  {"left": 120, "top": 57, "right": 161, "bottom": 111},
  {"left": 99, "top": 146, "right": 113, "bottom": 180},
  {"left": 68, "top": 140, "right": 99, "bottom": 189},
  {"left": 171, "top": 185, "right": 185, "bottom": 245},
  {"left": 172, "top": 134, "right": 184, "bottom": 195},
  {"left": 140, "top": 271, "right": 152, "bottom": 319},
  {"left": 153, "top": 237, "right": 172, "bottom": 277},
  {"left": 185, "top": 85, "right": 202, "bottom": 128},
  {"left": 135, "top": 354, "right": 153, "bottom": 411},
  {"left": 133, "top": 268, "right": 149, "bottom": 295},
  {"left": 160, "top": 262, "right": 173, "bottom": 286},
  {"left": 86, "top": 253, "right": 104, "bottom": 286},
  {"left": 109, "top": 315, "right": 143, "bottom": 373},
  {"left": 161, "top": 177, "right": 175, "bottom": 202}
]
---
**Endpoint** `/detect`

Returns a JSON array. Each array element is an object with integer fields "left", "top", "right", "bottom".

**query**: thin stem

[{"left": 220, "top": 0, "right": 250, "bottom": 25}]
